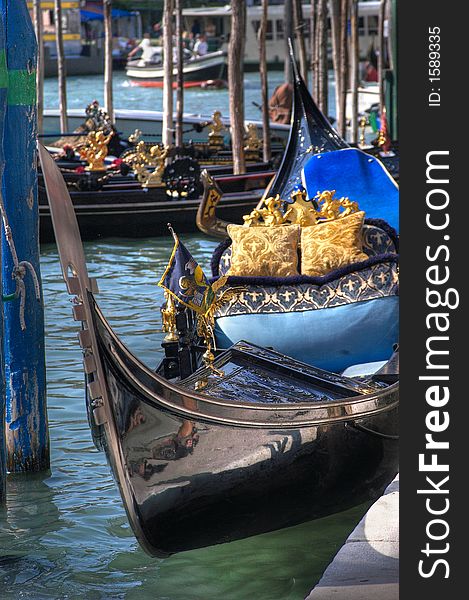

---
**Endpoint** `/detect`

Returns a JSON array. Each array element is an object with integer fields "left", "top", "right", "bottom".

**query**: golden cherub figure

[
  {"left": 133, "top": 144, "right": 168, "bottom": 188},
  {"left": 243, "top": 194, "right": 288, "bottom": 227},
  {"left": 314, "top": 190, "right": 359, "bottom": 221},
  {"left": 244, "top": 123, "right": 262, "bottom": 155},
  {"left": 79, "top": 130, "right": 114, "bottom": 171},
  {"left": 208, "top": 111, "right": 226, "bottom": 150}
]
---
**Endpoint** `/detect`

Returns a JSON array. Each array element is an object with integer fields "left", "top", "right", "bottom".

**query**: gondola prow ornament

[{"left": 158, "top": 224, "right": 242, "bottom": 388}]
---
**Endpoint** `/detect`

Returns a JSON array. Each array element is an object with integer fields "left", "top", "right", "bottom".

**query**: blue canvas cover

[{"left": 301, "top": 148, "right": 399, "bottom": 232}]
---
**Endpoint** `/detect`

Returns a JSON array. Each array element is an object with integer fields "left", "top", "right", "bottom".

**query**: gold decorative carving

[
  {"left": 359, "top": 116, "right": 367, "bottom": 148},
  {"left": 161, "top": 291, "right": 178, "bottom": 341},
  {"left": 125, "top": 141, "right": 169, "bottom": 188},
  {"left": 208, "top": 110, "right": 226, "bottom": 150},
  {"left": 244, "top": 123, "right": 262, "bottom": 160},
  {"left": 194, "top": 283, "right": 244, "bottom": 390},
  {"left": 242, "top": 188, "right": 359, "bottom": 228},
  {"left": 78, "top": 130, "right": 114, "bottom": 171},
  {"left": 313, "top": 190, "right": 359, "bottom": 221}
]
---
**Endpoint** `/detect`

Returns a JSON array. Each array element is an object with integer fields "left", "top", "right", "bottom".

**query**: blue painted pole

[
  {"left": 0, "top": 8, "right": 6, "bottom": 501},
  {"left": 1, "top": 0, "right": 49, "bottom": 473}
]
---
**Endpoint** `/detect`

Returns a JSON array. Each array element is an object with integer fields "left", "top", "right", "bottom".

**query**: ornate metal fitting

[
  {"left": 208, "top": 110, "right": 226, "bottom": 149},
  {"left": 124, "top": 141, "right": 169, "bottom": 188},
  {"left": 244, "top": 123, "right": 262, "bottom": 160},
  {"left": 161, "top": 292, "right": 179, "bottom": 342},
  {"left": 359, "top": 116, "right": 367, "bottom": 148},
  {"left": 194, "top": 280, "right": 245, "bottom": 390},
  {"left": 78, "top": 130, "right": 114, "bottom": 171},
  {"left": 242, "top": 189, "right": 360, "bottom": 228},
  {"left": 128, "top": 129, "right": 142, "bottom": 145},
  {"left": 243, "top": 194, "right": 290, "bottom": 227},
  {"left": 313, "top": 190, "right": 360, "bottom": 221}
]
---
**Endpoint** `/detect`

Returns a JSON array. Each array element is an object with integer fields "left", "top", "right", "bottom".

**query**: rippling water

[
  {"left": 2, "top": 72, "right": 363, "bottom": 599},
  {"left": 42, "top": 70, "right": 337, "bottom": 122}
]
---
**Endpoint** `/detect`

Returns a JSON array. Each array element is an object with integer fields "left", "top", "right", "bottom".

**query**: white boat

[
  {"left": 126, "top": 50, "right": 227, "bottom": 87},
  {"left": 182, "top": 1, "right": 382, "bottom": 69},
  {"left": 41, "top": 108, "right": 290, "bottom": 146}
]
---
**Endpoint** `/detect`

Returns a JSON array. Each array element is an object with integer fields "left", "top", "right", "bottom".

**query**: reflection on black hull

[{"left": 93, "top": 298, "right": 398, "bottom": 556}]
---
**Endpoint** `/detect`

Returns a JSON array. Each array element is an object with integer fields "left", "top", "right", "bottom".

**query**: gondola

[
  {"left": 38, "top": 165, "right": 275, "bottom": 243},
  {"left": 200, "top": 48, "right": 399, "bottom": 376},
  {"left": 39, "top": 142, "right": 398, "bottom": 558}
]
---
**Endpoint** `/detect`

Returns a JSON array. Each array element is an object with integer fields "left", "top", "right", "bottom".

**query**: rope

[{"left": 0, "top": 186, "right": 41, "bottom": 331}]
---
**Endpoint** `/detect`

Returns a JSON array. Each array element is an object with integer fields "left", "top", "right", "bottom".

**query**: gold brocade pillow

[
  {"left": 301, "top": 211, "right": 368, "bottom": 276},
  {"left": 227, "top": 224, "right": 300, "bottom": 277}
]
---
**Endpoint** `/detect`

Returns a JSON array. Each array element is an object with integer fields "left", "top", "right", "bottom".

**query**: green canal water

[{"left": 1, "top": 75, "right": 368, "bottom": 599}]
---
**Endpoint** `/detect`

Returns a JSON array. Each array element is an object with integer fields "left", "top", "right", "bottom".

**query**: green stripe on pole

[{"left": 7, "top": 69, "right": 36, "bottom": 105}]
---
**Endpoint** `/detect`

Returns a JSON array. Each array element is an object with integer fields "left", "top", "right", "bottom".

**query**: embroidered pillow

[
  {"left": 301, "top": 211, "right": 368, "bottom": 276},
  {"left": 226, "top": 224, "right": 300, "bottom": 277}
]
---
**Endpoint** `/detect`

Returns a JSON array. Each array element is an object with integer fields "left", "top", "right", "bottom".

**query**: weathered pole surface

[
  {"left": 175, "top": 0, "right": 184, "bottom": 150},
  {"left": 329, "top": 0, "right": 341, "bottom": 123},
  {"left": 0, "top": 5, "right": 6, "bottom": 503},
  {"left": 162, "top": 0, "right": 174, "bottom": 148},
  {"left": 103, "top": 0, "right": 114, "bottom": 123},
  {"left": 378, "top": 0, "right": 386, "bottom": 117},
  {"left": 293, "top": 0, "right": 308, "bottom": 83},
  {"left": 228, "top": 0, "right": 246, "bottom": 175},
  {"left": 54, "top": 0, "right": 68, "bottom": 133},
  {"left": 317, "top": 0, "right": 328, "bottom": 115},
  {"left": 1, "top": 0, "right": 49, "bottom": 473},
  {"left": 283, "top": 0, "right": 293, "bottom": 83},
  {"left": 258, "top": 0, "right": 271, "bottom": 162},
  {"left": 32, "top": 0, "right": 44, "bottom": 134},
  {"left": 350, "top": 0, "right": 359, "bottom": 143},
  {"left": 309, "top": 0, "right": 317, "bottom": 96},
  {"left": 338, "top": 0, "right": 348, "bottom": 138}
]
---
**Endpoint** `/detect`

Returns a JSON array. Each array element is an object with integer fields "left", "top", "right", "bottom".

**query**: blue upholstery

[
  {"left": 301, "top": 148, "right": 399, "bottom": 232},
  {"left": 215, "top": 296, "right": 399, "bottom": 373}
]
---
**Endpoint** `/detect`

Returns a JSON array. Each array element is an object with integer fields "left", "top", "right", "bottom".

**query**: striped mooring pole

[{"left": 1, "top": 0, "right": 49, "bottom": 480}]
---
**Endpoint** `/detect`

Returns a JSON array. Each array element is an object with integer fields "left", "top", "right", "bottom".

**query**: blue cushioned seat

[{"left": 301, "top": 148, "right": 399, "bottom": 232}]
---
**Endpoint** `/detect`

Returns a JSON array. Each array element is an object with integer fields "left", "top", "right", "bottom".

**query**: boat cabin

[{"left": 182, "top": 1, "right": 382, "bottom": 69}]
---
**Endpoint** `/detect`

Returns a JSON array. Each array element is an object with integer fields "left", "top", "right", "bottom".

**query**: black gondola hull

[{"left": 93, "top": 300, "right": 398, "bottom": 556}]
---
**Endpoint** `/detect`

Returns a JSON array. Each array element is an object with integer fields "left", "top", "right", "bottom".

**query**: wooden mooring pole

[
  {"left": 350, "top": 0, "right": 359, "bottom": 143},
  {"left": 284, "top": 0, "right": 293, "bottom": 83},
  {"left": 258, "top": 0, "right": 271, "bottom": 163},
  {"left": 103, "top": 0, "right": 114, "bottom": 123},
  {"left": 1, "top": 0, "right": 49, "bottom": 474},
  {"left": 175, "top": 0, "right": 184, "bottom": 150},
  {"left": 32, "top": 0, "right": 44, "bottom": 134},
  {"left": 338, "top": 0, "right": 348, "bottom": 139},
  {"left": 293, "top": 0, "right": 308, "bottom": 83},
  {"left": 316, "top": 0, "right": 328, "bottom": 116},
  {"left": 228, "top": 0, "right": 246, "bottom": 175},
  {"left": 54, "top": 0, "right": 68, "bottom": 133},
  {"left": 162, "top": 0, "right": 174, "bottom": 149}
]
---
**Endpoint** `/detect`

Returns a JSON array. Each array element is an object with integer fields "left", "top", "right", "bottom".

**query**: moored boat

[
  {"left": 38, "top": 167, "right": 274, "bottom": 243},
  {"left": 126, "top": 50, "right": 227, "bottom": 87},
  {"left": 39, "top": 143, "right": 398, "bottom": 557}
]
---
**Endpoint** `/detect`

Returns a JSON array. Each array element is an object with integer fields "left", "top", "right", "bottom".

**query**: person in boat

[
  {"left": 193, "top": 34, "right": 209, "bottom": 57},
  {"left": 268, "top": 82, "right": 293, "bottom": 124},
  {"left": 127, "top": 33, "right": 157, "bottom": 65},
  {"left": 151, "top": 22, "right": 162, "bottom": 40},
  {"left": 191, "top": 19, "right": 201, "bottom": 38}
]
